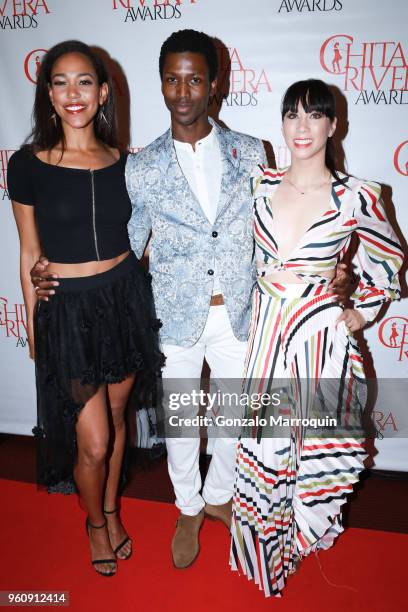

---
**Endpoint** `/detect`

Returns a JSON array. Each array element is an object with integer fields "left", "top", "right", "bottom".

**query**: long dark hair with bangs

[
  {"left": 281, "top": 79, "right": 345, "bottom": 185},
  {"left": 25, "top": 40, "right": 117, "bottom": 154}
]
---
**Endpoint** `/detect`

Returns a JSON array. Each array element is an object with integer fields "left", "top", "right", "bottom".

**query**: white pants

[{"left": 163, "top": 305, "right": 247, "bottom": 516}]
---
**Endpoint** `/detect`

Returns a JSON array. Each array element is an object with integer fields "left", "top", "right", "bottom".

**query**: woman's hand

[{"left": 336, "top": 308, "right": 366, "bottom": 333}]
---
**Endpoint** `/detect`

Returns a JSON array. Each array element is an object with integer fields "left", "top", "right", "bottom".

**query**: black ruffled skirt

[{"left": 33, "top": 252, "right": 164, "bottom": 490}]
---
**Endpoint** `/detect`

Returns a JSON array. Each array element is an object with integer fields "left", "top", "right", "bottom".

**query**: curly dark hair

[
  {"left": 26, "top": 40, "right": 117, "bottom": 153},
  {"left": 159, "top": 29, "right": 218, "bottom": 82}
]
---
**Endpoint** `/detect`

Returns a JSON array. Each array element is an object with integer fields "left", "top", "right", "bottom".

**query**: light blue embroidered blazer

[{"left": 126, "top": 118, "right": 267, "bottom": 347}]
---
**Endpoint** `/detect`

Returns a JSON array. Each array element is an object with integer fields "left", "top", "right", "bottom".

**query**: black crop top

[{"left": 7, "top": 147, "right": 132, "bottom": 263}]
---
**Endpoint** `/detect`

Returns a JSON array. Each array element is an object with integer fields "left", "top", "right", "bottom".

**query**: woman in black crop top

[{"left": 8, "top": 40, "right": 164, "bottom": 577}]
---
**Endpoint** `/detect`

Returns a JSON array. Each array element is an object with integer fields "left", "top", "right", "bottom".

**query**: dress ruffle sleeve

[{"left": 352, "top": 180, "right": 403, "bottom": 323}]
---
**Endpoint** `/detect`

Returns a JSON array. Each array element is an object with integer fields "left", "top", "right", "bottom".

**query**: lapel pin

[{"left": 232, "top": 147, "right": 237, "bottom": 159}]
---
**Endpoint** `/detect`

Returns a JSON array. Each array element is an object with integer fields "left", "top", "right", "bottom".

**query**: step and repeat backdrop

[{"left": 0, "top": 0, "right": 407, "bottom": 469}]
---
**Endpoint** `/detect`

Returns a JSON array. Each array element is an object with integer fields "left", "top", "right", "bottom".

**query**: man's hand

[
  {"left": 329, "top": 262, "right": 352, "bottom": 304},
  {"left": 336, "top": 308, "right": 366, "bottom": 332},
  {"left": 30, "top": 256, "right": 59, "bottom": 301}
]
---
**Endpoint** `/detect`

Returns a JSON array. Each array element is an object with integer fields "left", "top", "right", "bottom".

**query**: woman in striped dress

[{"left": 230, "top": 79, "right": 403, "bottom": 597}]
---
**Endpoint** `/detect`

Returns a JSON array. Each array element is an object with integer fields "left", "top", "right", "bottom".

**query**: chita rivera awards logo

[
  {"left": 0, "top": 297, "right": 27, "bottom": 348},
  {"left": 394, "top": 140, "right": 408, "bottom": 176},
  {"left": 278, "top": 0, "right": 342, "bottom": 12},
  {"left": 372, "top": 409, "right": 398, "bottom": 433},
  {"left": 0, "top": 149, "right": 15, "bottom": 200},
  {"left": 24, "top": 48, "right": 47, "bottom": 84},
  {"left": 112, "top": 0, "right": 198, "bottom": 22},
  {"left": 0, "top": 0, "right": 50, "bottom": 30},
  {"left": 320, "top": 34, "right": 408, "bottom": 105},
  {"left": 211, "top": 46, "right": 272, "bottom": 107},
  {"left": 378, "top": 316, "right": 408, "bottom": 362}
]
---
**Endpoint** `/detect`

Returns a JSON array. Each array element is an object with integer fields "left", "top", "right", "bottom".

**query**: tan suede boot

[
  {"left": 171, "top": 509, "right": 204, "bottom": 569},
  {"left": 204, "top": 499, "right": 232, "bottom": 529}
]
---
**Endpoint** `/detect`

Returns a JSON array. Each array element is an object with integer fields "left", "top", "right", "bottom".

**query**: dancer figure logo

[
  {"left": 24, "top": 49, "right": 47, "bottom": 84},
  {"left": 0, "top": 149, "right": 15, "bottom": 199},
  {"left": 0, "top": 297, "right": 27, "bottom": 347},
  {"left": 394, "top": 140, "right": 408, "bottom": 176},
  {"left": 320, "top": 34, "right": 408, "bottom": 104},
  {"left": 378, "top": 316, "right": 408, "bottom": 362}
]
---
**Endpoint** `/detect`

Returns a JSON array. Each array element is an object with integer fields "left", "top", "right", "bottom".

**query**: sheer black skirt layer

[{"left": 33, "top": 252, "right": 164, "bottom": 491}]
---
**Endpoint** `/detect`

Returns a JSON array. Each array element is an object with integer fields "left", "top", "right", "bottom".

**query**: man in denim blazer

[{"left": 126, "top": 30, "right": 266, "bottom": 569}]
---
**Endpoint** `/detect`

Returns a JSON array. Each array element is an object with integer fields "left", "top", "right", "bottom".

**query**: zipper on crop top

[{"left": 90, "top": 169, "right": 100, "bottom": 261}]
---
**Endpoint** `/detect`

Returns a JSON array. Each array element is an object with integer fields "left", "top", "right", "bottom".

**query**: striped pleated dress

[{"left": 230, "top": 167, "right": 403, "bottom": 597}]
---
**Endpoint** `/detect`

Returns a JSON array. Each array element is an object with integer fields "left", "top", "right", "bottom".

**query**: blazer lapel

[{"left": 215, "top": 122, "right": 241, "bottom": 221}]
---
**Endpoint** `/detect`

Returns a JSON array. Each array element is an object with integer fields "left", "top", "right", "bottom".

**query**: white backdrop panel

[{"left": 0, "top": 0, "right": 407, "bottom": 467}]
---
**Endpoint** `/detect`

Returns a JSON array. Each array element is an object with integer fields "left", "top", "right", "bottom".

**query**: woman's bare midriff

[
  {"left": 262, "top": 269, "right": 335, "bottom": 284},
  {"left": 46, "top": 250, "right": 130, "bottom": 278}
]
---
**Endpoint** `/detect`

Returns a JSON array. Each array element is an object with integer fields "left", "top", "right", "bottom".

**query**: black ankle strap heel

[
  {"left": 85, "top": 518, "right": 117, "bottom": 577},
  {"left": 103, "top": 508, "right": 132, "bottom": 560},
  {"left": 103, "top": 507, "right": 119, "bottom": 515}
]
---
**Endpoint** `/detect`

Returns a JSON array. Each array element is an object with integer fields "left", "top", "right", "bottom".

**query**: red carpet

[{"left": 0, "top": 479, "right": 405, "bottom": 612}]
